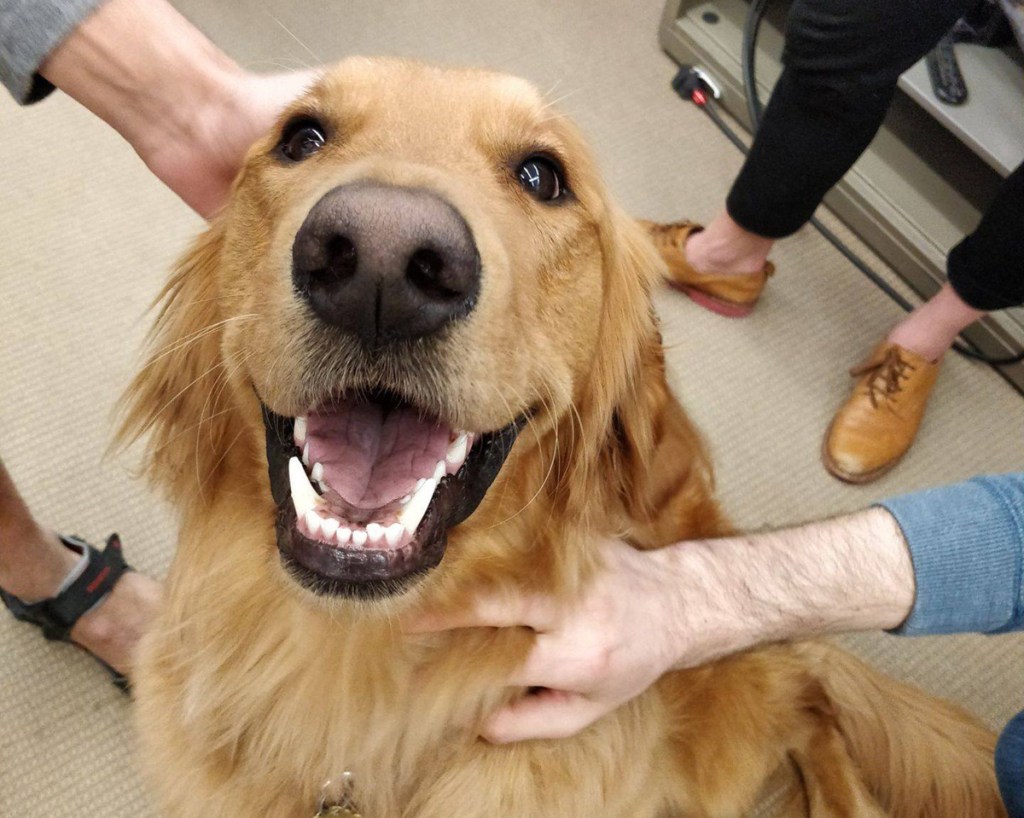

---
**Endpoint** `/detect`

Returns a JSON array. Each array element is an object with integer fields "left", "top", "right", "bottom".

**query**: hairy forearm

[
  {"left": 659, "top": 507, "right": 917, "bottom": 668},
  {"left": 38, "top": 0, "right": 240, "bottom": 156}
]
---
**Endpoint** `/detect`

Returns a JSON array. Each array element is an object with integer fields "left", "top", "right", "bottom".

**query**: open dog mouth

[{"left": 262, "top": 391, "right": 524, "bottom": 597}]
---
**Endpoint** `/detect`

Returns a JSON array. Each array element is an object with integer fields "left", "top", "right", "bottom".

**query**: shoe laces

[{"left": 852, "top": 347, "right": 916, "bottom": 409}]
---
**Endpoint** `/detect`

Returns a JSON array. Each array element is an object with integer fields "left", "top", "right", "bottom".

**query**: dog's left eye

[
  {"left": 277, "top": 117, "right": 327, "bottom": 162},
  {"left": 516, "top": 155, "right": 567, "bottom": 202}
]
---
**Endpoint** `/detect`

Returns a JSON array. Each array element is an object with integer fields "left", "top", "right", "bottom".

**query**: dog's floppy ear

[
  {"left": 560, "top": 206, "right": 715, "bottom": 533},
  {"left": 116, "top": 224, "right": 241, "bottom": 504}
]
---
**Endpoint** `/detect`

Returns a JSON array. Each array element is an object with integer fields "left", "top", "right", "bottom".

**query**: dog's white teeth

[
  {"left": 366, "top": 523, "right": 385, "bottom": 545},
  {"left": 310, "top": 462, "right": 324, "bottom": 483},
  {"left": 320, "top": 516, "right": 339, "bottom": 539},
  {"left": 399, "top": 477, "right": 436, "bottom": 535},
  {"left": 294, "top": 416, "right": 307, "bottom": 445},
  {"left": 289, "top": 457, "right": 323, "bottom": 518},
  {"left": 432, "top": 460, "right": 446, "bottom": 481},
  {"left": 351, "top": 529, "right": 367, "bottom": 547},
  {"left": 302, "top": 443, "right": 311, "bottom": 467},
  {"left": 415, "top": 478, "right": 425, "bottom": 491},
  {"left": 445, "top": 432, "right": 469, "bottom": 469},
  {"left": 385, "top": 523, "right": 404, "bottom": 547},
  {"left": 400, "top": 494, "right": 411, "bottom": 504},
  {"left": 337, "top": 526, "right": 352, "bottom": 546},
  {"left": 305, "top": 509, "right": 323, "bottom": 539}
]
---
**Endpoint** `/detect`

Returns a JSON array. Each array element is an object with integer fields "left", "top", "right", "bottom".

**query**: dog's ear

[
  {"left": 116, "top": 224, "right": 241, "bottom": 504},
  {"left": 559, "top": 207, "right": 716, "bottom": 536}
]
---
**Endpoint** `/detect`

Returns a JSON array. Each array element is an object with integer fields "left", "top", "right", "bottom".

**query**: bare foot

[
  {"left": 684, "top": 211, "right": 774, "bottom": 276},
  {"left": 886, "top": 283, "right": 986, "bottom": 364},
  {"left": 1, "top": 528, "right": 161, "bottom": 676},
  {"left": 69, "top": 569, "right": 162, "bottom": 675}
]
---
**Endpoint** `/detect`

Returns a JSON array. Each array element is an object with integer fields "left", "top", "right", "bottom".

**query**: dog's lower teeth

[
  {"left": 385, "top": 523, "right": 404, "bottom": 547},
  {"left": 289, "top": 421, "right": 467, "bottom": 551},
  {"left": 305, "top": 509, "right": 322, "bottom": 538},
  {"left": 289, "top": 457, "right": 323, "bottom": 519}
]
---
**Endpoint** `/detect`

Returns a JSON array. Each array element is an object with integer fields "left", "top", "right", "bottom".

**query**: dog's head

[{"left": 122, "top": 58, "right": 668, "bottom": 600}]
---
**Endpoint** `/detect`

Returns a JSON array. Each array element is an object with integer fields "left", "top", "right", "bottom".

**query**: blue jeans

[{"left": 998, "top": 709, "right": 1024, "bottom": 818}]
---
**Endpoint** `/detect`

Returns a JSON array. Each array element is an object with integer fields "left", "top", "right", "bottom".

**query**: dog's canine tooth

[
  {"left": 294, "top": 416, "right": 307, "bottom": 445},
  {"left": 366, "top": 523, "right": 385, "bottom": 544},
  {"left": 337, "top": 526, "right": 352, "bottom": 546},
  {"left": 399, "top": 477, "right": 436, "bottom": 535},
  {"left": 351, "top": 529, "right": 368, "bottom": 547},
  {"left": 289, "top": 456, "right": 322, "bottom": 518},
  {"left": 385, "top": 523, "right": 404, "bottom": 547},
  {"left": 445, "top": 432, "right": 469, "bottom": 467},
  {"left": 321, "top": 516, "right": 340, "bottom": 539}
]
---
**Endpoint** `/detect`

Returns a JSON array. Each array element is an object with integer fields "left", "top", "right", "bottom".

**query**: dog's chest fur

[{"left": 136, "top": 493, "right": 675, "bottom": 818}]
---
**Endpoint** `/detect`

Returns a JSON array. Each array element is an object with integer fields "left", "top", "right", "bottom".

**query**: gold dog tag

[
  {"left": 315, "top": 772, "right": 362, "bottom": 817},
  {"left": 316, "top": 806, "right": 361, "bottom": 818}
]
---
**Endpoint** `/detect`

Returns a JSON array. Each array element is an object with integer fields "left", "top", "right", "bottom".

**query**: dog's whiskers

[
  {"left": 138, "top": 314, "right": 259, "bottom": 374},
  {"left": 261, "top": 8, "right": 322, "bottom": 67}
]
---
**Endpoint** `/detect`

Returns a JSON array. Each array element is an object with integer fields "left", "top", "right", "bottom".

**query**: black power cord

[{"left": 672, "top": 0, "right": 1024, "bottom": 368}]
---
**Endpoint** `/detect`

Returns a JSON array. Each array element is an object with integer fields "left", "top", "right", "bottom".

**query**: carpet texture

[{"left": 1, "top": 0, "right": 1021, "bottom": 815}]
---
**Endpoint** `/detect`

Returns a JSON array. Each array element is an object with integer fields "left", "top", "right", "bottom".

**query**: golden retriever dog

[{"left": 121, "top": 58, "right": 1005, "bottom": 817}]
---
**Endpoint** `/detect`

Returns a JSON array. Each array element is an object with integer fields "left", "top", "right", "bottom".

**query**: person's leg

[
  {"left": 685, "top": 0, "right": 972, "bottom": 278},
  {"left": 995, "top": 709, "right": 1024, "bottom": 818},
  {"left": 887, "top": 161, "right": 1024, "bottom": 360},
  {"left": 824, "top": 161, "right": 1024, "bottom": 483},
  {"left": 885, "top": 283, "right": 985, "bottom": 362},
  {"left": 0, "top": 457, "right": 160, "bottom": 674}
]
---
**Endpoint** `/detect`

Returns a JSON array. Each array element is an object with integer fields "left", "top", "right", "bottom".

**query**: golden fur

[{"left": 121, "top": 58, "right": 1005, "bottom": 817}]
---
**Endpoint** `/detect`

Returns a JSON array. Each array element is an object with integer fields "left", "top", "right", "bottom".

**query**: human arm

[
  {"left": 2, "top": 0, "right": 315, "bottom": 216},
  {"left": 409, "top": 506, "right": 917, "bottom": 742},
  {"left": 409, "top": 472, "right": 1024, "bottom": 742}
]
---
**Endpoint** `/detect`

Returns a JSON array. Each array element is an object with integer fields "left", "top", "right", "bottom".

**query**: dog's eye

[
  {"left": 516, "top": 155, "right": 566, "bottom": 202},
  {"left": 277, "top": 117, "right": 327, "bottom": 162}
]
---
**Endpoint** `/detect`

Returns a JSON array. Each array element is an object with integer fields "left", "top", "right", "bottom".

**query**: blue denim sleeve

[
  {"left": 877, "top": 472, "right": 1024, "bottom": 636},
  {"left": 1, "top": 0, "right": 107, "bottom": 103}
]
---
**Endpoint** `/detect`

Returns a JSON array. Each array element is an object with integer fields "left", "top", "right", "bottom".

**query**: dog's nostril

[
  {"left": 407, "top": 248, "right": 458, "bottom": 300},
  {"left": 310, "top": 234, "right": 358, "bottom": 286}
]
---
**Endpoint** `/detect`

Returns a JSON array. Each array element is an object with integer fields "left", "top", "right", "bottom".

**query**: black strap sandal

[{"left": 0, "top": 533, "right": 133, "bottom": 694}]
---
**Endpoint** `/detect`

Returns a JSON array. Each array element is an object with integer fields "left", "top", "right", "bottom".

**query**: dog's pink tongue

[{"left": 305, "top": 399, "right": 451, "bottom": 509}]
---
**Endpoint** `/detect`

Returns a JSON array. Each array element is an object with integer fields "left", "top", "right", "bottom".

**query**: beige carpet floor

[{"left": 1, "top": 0, "right": 1022, "bottom": 815}]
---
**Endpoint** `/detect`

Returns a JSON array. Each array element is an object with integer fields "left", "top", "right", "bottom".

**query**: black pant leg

[
  {"left": 726, "top": 0, "right": 972, "bottom": 238},
  {"left": 947, "top": 162, "right": 1024, "bottom": 311}
]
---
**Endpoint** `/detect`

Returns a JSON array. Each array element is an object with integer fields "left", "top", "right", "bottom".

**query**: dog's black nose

[{"left": 292, "top": 182, "right": 481, "bottom": 346}]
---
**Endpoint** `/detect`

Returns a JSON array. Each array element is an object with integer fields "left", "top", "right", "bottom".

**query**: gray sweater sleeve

[{"left": 1, "top": 0, "right": 108, "bottom": 103}]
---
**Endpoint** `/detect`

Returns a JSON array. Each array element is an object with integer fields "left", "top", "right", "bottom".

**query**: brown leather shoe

[
  {"left": 823, "top": 342, "right": 941, "bottom": 484},
  {"left": 640, "top": 220, "right": 775, "bottom": 318}
]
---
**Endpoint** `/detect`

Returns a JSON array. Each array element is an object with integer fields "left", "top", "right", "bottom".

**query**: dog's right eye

[{"left": 277, "top": 117, "right": 327, "bottom": 162}]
